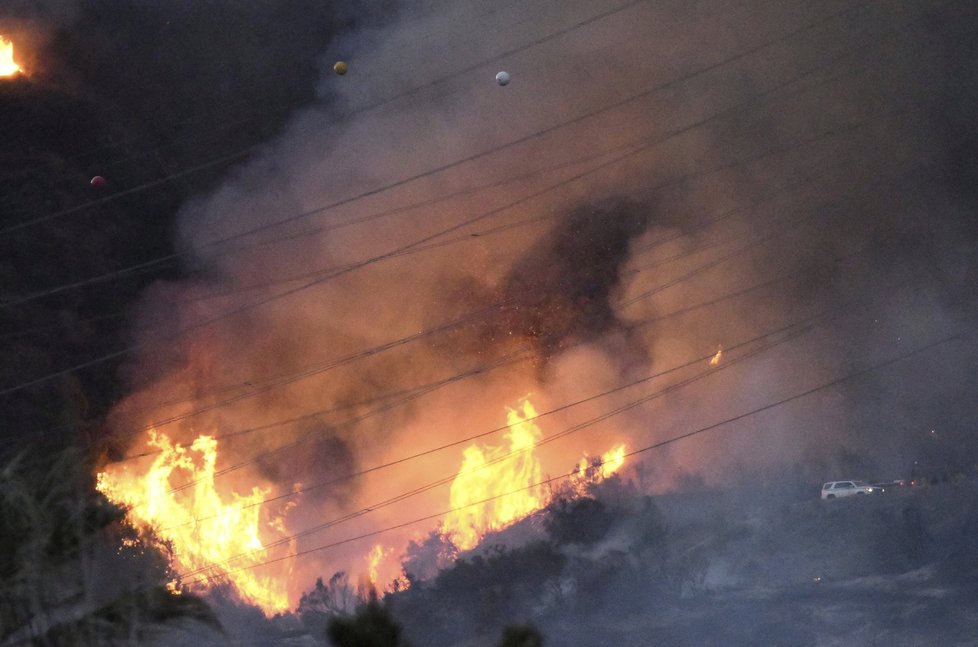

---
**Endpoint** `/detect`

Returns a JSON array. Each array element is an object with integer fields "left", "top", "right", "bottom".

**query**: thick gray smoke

[
  {"left": 100, "top": 0, "right": 978, "bottom": 609},
  {"left": 428, "top": 198, "right": 654, "bottom": 373}
]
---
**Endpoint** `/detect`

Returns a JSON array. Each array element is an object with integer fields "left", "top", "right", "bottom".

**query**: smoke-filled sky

[{"left": 7, "top": 0, "right": 978, "bottom": 607}]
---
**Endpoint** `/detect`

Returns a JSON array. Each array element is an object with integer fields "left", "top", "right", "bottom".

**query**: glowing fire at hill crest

[
  {"left": 98, "top": 400, "right": 625, "bottom": 612},
  {"left": 571, "top": 442, "right": 626, "bottom": 492},
  {"left": 0, "top": 37, "right": 23, "bottom": 77},
  {"left": 96, "top": 430, "right": 292, "bottom": 614},
  {"left": 366, "top": 543, "right": 410, "bottom": 593},
  {"left": 442, "top": 399, "right": 546, "bottom": 550},
  {"left": 442, "top": 399, "right": 626, "bottom": 551}
]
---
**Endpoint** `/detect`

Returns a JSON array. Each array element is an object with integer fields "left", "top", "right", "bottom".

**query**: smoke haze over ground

[
  {"left": 94, "top": 0, "right": 978, "bottom": 606},
  {"left": 7, "top": 0, "right": 977, "bottom": 637}
]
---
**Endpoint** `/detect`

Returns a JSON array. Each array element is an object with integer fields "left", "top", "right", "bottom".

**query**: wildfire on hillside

[
  {"left": 441, "top": 399, "right": 548, "bottom": 551},
  {"left": 442, "top": 398, "right": 626, "bottom": 551},
  {"left": 570, "top": 443, "right": 626, "bottom": 495},
  {"left": 97, "top": 398, "right": 625, "bottom": 612},
  {"left": 96, "top": 430, "right": 294, "bottom": 615}
]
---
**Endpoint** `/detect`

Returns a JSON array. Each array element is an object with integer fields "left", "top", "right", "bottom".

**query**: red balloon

[{"left": 90, "top": 175, "right": 107, "bottom": 188}]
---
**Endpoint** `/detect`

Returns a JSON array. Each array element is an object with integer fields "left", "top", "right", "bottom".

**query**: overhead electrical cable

[
  {"left": 0, "top": 0, "right": 880, "bottom": 309},
  {"left": 178, "top": 325, "right": 971, "bottom": 583},
  {"left": 124, "top": 198, "right": 839, "bottom": 480},
  {"left": 177, "top": 305, "right": 825, "bottom": 574},
  {"left": 94, "top": 118, "right": 942, "bottom": 466},
  {"left": 0, "top": 7, "right": 921, "bottom": 398},
  {"left": 118, "top": 226, "right": 878, "bottom": 471},
  {"left": 0, "top": 0, "right": 653, "bottom": 236},
  {"left": 167, "top": 253, "right": 921, "bottom": 541}
]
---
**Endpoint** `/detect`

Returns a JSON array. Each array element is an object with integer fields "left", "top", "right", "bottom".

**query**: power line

[
  {"left": 134, "top": 124, "right": 851, "bottom": 420},
  {"left": 0, "top": 0, "right": 628, "bottom": 186},
  {"left": 0, "top": 0, "right": 875, "bottom": 310},
  {"left": 0, "top": 147, "right": 254, "bottom": 236},
  {"left": 89, "top": 110, "right": 944, "bottom": 475},
  {"left": 118, "top": 191, "right": 836, "bottom": 480},
  {"left": 122, "top": 222, "right": 890, "bottom": 479},
  {"left": 0, "top": 0, "right": 944, "bottom": 474},
  {"left": 0, "top": 0, "right": 650, "bottom": 237},
  {"left": 116, "top": 225, "right": 844, "bottom": 467},
  {"left": 156, "top": 182, "right": 944, "bottom": 569},
  {"left": 178, "top": 325, "right": 970, "bottom": 584},
  {"left": 0, "top": 133, "right": 764, "bottom": 396},
  {"left": 5, "top": 157, "right": 826, "bottom": 459},
  {"left": 0, "top": 136, "right": 640, "bottom": 309},
  {"left": 0, "top": 5, "right": 913, "bottom": 398},
  {"left": 0, "top": 116, "right": 832, "bottom": 346},
  {"left": 14, "top": 107, "right": 949, "bottom": 478},
  {"left": 165, "top": 252, "right": 918, "bottom": 554},
  {"left": 175, "top": 305, "right": 821, "bottom": 577}
]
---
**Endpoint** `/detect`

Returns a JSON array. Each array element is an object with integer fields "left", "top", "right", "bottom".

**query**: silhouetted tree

[
  {"left": 499, "top": 624, "right": 544, "bottom": 647},
  {"left": 326, "top": 592, "right": 410, "bottom": 647},
  {"left": 402, "top": 530, "right": 458, "bottom": 584},
  {"left": 545, "top": 496, "right": 615, "bottom": 545},
  {"left": 299, "top": 571, "right": 360, "bottom": 634},
  {"left": 0, "top": 449, "right": 219, "bottom": 644}
]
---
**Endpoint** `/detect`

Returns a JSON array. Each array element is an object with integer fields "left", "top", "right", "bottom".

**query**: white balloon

[{"left": 495, "top": 71, "right": 510, "bottom": 86}]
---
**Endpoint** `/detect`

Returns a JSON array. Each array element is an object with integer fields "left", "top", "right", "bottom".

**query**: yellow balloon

[{"left": 333, "top": 61, "right": 348, "bottom": 76}]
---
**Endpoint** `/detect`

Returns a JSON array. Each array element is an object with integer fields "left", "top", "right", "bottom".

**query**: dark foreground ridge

[{"left": 377, "top": 478, "right": 978, "bottom": 647}]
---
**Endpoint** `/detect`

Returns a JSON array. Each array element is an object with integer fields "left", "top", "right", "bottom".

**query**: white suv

[{"left": 820, "top": 480, "right": 877, "bottom": 499}]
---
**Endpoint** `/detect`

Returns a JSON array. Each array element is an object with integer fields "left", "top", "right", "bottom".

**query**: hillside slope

[{"left": 387, "top": 480, "right": 978, "bottom": 646}]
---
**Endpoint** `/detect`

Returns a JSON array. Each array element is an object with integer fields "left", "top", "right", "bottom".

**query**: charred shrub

[
  {"left": 544, "top": 496, "right": 615, "bottom": 546},
  {"left": 408, "top": 541, "right": 565, "bottom": 638},
  {"left": 326, "top": 593, "right": 410, "bottom": 647},
  {"left": 299, "top": 571, "right": 360, "bottom": 636},
  {"left": 499, "top": 624, "right": 544, "bottom": 647},
  {"left": 401, "top": 530, "right": 458, "bottom": 585}
]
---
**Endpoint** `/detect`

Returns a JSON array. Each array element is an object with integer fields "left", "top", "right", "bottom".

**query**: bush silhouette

[
  {"left": 499, "top": 624, "right": 544, "bottom": 647},
  {"left": 327, "top": 594, "right": 410, "bottom": 647},
  {"left": 326, "top": 594, "right": 545, "bottom": 647}
]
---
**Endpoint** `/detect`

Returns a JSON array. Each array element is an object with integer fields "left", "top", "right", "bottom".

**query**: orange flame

[
  {"left": 442, "top": 399, "right": 627, "bottom": 551},
  {"left": 366, "top": 543, "right": 410, "bottom": 593},
  {"left": 573, "top": 443, "right": 626, "bottom": 483},
  {"left": 0, "top": 36, "right": 22, "bottom": 77},
  {"left": 96, "top": 430, "right": 292, "bottom": 615},
  {"left": 710, "top": 345, "right": 723, "bottom": 366},
  {"left": 442, "top": 399, "right": 545, "bottom": 550},
  {"left": 367, "top": 543, "right": 386, "bottom": 584}
]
